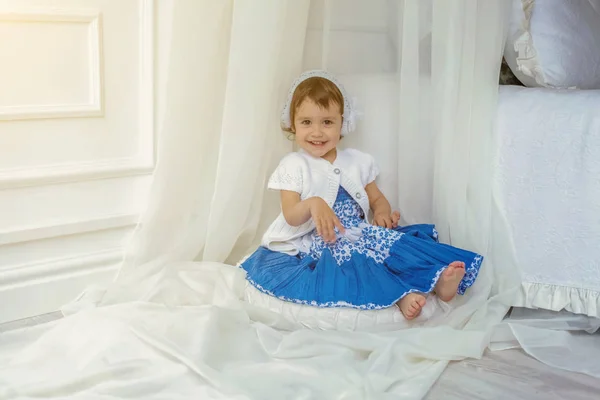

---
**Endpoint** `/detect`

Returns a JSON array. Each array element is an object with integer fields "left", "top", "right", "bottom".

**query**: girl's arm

[
  {"left": 280, "top": 191, "right": 313, "bottom": 226},
  {"left": 280, "top": 191, "right": 344, "bottom": 243},
  {"left": 365, "top": 182, "right": 400, "bottom": 228}
]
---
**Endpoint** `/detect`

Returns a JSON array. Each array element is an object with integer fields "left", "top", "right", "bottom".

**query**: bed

[{"left": 494, "top": 85, "right": 600, "bottom": 317}]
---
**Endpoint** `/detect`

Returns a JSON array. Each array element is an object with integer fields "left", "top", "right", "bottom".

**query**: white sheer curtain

[
  {"left": 303, "top": 0, "right": 518, "bottom": 329},
  {"left": 0, "top": 1, "right": 531, "bottom": 399},
  {"left": 95, "top": 0, "right": 309, "bottom": 306}
]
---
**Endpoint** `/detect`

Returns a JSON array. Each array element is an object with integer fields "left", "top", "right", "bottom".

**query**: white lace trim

[
  {"left": 458, "top": 255, "right": 483, "bottom": 295},
  {"left": 512, "top": 0, "right": 576, "bottom": 89},
  {"left": 517, "top": 282, "right": 600, "bottom": 318},
  {"left": 268, "top": 164, "right": 303, "bottom": 192},
  {"left": 280, "top": 70, "right": 358, "bottom": 136},
  {"left": 366, "top": 162, "right": 380, "bottom": 184},
  {"left": 268, "top": 173, "right": 302, "bottom": 191},
  {"left": 512, "top": 0, "right": 546, "bottom": 87}
]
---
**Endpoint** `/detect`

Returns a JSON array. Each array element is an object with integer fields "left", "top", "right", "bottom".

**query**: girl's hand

[
  {"left": 309, "top": 197, "right": 345, "bottom": 243},
  {"left": 373, "top": 211, "right": 401, "bottom": 229}
]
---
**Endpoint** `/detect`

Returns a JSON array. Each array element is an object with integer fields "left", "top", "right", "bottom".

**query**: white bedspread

[{"left": 495, "top": 86, "right": 600, "bottom": 317}]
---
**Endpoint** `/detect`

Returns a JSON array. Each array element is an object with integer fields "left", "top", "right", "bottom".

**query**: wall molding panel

[
  {"left": 0, "top": 1, "right": 156, "bottom": 189},
  {"left": 138, "top": 0, "right": 156, "bottom": 167},
  {"left": 0, "top": 157, "right": 154, "bottom": 190},
  {"left": 0, "top": 0, "right": 156, "bottom": 323},
  {"left": 0, "top": 248, "right": 123, "bottom": 290},
  {"left": 0, "top": 8, "right": 104, "bottom": 121},
  {"left": 0, "top": 213, "right": 138, "bottom": 246},
  {"left": 0, "top": 248, "right": 121, "bottom": 324}
]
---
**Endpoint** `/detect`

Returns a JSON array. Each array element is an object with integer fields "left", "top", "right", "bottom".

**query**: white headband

[{"left": 280, "top": 70, "right": 357, "bottom": 136}]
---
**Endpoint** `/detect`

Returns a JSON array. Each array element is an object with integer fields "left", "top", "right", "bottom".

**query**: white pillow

[
  {"left": 243, "top": 282, "right": 452, "bottom": 331},
  {"left": 504, "top": 0, "right": 600, "bottom": 89}
]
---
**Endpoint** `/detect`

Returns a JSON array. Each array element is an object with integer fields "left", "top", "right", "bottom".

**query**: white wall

[
  {"left": 303, "top": 0, "right": 398, "bottom": 74},
  {"left": 0, "top": 0, "right": 165, "bottom": 323}
]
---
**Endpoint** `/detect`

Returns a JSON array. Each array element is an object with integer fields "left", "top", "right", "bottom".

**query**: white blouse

[{"left": 261, "top": 148, "right": 379, "bottom": 255}]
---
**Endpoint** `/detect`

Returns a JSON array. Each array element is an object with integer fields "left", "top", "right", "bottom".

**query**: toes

[
  {"left": 407, "top": 300, "right": 424, "bottom": 318},
  {"left": 449, "top": 261, "right": 465, "bottom": 269},
  {"left": 410, "top": 298, "right": 425, "bottom": 311},
  {"left": 445, "top": 262, "right": 466, "bottom": 276},
  {"left": 400, "top": 294, "right": 427, "bottom": 319}
]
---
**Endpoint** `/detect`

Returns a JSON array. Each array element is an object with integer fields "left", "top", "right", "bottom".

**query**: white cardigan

[{"left": 261, "top": 148, "right": 379, "bottom": 255}]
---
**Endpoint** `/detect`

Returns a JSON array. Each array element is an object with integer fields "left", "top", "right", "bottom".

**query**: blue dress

[{"left": 241, "top": 187, "right": 483, "bottom": 310}]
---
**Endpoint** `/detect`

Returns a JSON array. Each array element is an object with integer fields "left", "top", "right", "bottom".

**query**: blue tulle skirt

[{"left": 241, "top": 188, "right": 483, "bottom": 310}]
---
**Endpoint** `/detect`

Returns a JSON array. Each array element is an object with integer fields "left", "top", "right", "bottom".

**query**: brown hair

[{"left": 283, "top": 77, "right": 344, "bottom": 134}]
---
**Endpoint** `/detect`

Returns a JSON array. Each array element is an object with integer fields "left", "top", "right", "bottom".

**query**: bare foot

[
  {"left": 435, "top": 261, "right": 466, "bottom": 302},
  {"left": 397, "top": 293, "right": 427, "bottom": 320}
]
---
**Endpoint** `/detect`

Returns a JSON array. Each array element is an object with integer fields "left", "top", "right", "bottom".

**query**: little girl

[{"left": 241, "top": 70, "right": 483, "bottom": 319}]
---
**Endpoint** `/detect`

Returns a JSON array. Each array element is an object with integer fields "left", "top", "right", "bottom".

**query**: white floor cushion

[{"left": 243, "top": 281, "right": 450, "bottom": 331}]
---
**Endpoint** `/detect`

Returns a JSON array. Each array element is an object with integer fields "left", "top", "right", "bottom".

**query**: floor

[
  {"left": 427, "top": 348, "right": 600, "bottom": 399},
  {"left": 1, "top": 313, "right": 599, "bottom": 399}
]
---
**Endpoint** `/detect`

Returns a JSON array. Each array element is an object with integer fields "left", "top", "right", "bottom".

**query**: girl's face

[{"left": 293, "top": 99, "right": 342, "bottom": 162}]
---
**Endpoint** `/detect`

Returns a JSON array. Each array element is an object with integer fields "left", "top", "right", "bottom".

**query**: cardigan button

[
  {"left": 333, "top": 168, "right": 340, "bottom": 174},
  {"left": 356, "top": 193, "right": 362, "bottom": 199}
]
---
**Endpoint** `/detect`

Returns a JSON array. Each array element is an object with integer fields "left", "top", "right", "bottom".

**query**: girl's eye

[
  {"left": 324, "top": 120, "right": 333, "bottom": 125},
  {"left": 301, "top": 120, "right": 311, "bottom": 125}
]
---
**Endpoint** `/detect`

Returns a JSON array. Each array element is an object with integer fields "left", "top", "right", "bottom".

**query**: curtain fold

[
  {"left": 201, "top": 1, "right": 311, "bottom": 263},
  {"left": 397, "top": 0, "right": 433, "bottom": 225},
  {"left": 428, "top": 0, "right": 521, "bottom": 330},
  {"left": 99, "top": 0, "right": 311, "bottom": 304}
]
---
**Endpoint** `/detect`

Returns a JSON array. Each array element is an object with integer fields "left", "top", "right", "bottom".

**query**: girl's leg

[
  {"left": 435, "top": 261, "right": 466, "bottom": 302},
  {"left": 397, "top": 293, "right": 427, "bottom": 320}
]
